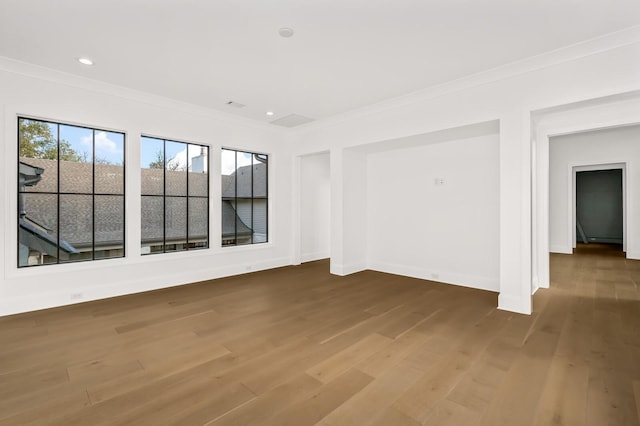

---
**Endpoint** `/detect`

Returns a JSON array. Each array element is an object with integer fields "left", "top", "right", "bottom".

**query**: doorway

[
  {"left": 575, "top": 169, "right": 623, "bottom": 247},
  {"left": 572, "top": 164, "right": 626, "bottom": 253}
]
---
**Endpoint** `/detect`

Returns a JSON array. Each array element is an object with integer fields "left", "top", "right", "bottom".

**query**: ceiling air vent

[
  {"left": 226, "top": 101, "right": 245, "bottom": 108},
  {"left": 270, "top": 114, "right": 315, "bottom": 128}
]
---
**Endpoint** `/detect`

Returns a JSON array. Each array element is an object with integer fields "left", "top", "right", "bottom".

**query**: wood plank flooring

[{"left": 0, "top": 243, "right": 638, "bottom": 425}]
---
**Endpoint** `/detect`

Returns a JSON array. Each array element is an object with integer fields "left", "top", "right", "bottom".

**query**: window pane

[
  {"left": 252, "top": 199, "right": 268, "bottom": 244},
  {"left": 142, "top": 138, "right": 208, "bottom": 254},
  {"left": 141, "top": 136, "right": 165, "bottom": 196},
  {"left": 166, "top": 141, "right": 186, "bottom": 196},
  {"left": 19, "top": 193, "right": 59, "bottom": 266},
  {"left": 18, "top": 118, "right": 126, "bottom": 267},
  {"left": 253, "top": 154, "right": 267, "bottom": 198},
  {"left": 94, "top": 195, "right": 124, "bottom": 259},
  {"left": 222, "top": 200, "right": 237, "bottom": 246},
  {"left": 236, "top": 151, "right": 252, "bottom": 198},
  {"left": 141, "top": 196, "right": 164, "bottom": 253},
  {"left": 235, "top": 199, "right": 252, "bottom": 246},
  {"left": 59, "top": 194, "right": 93, "bottom": 262},
  {"left": 19, "top": 119, "right": 59, "bottom": 193},
  {"left": 188, "top": 197, "right": 208, "bottom": 249},
  {"left": 165, "top": 197, "right": 187, "bottom": 251},
  {"left": 95, "top": 163, "right": 125, "bottom": 195},
  {"left": 59, "top": 125, "right": 93, "bottom": 194},
  {"left": 188, "top": 144, "right": 208, "bottom": 197},
  {"left": 236, "top": 217, "right": 251, "bottom": 246},
  {"left": 221, "top": 149, "right": 267, "bottom": 247},
  {"left": 95, "top": 131, "right": 125, "bottom": 194},
  {"left": 221, "top": 149, "right": 236, "bottom": 198}
]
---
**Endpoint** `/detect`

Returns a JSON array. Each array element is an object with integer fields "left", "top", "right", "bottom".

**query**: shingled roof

[
  {"left": 20, "top": 156, "right": 253, "bottom": 251},
  {"left": 222, "top": 163, "right": 267, "bottom": 199}
]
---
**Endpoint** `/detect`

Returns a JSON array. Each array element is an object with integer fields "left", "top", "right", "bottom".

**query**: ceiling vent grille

[
  {"left": 270, "top": 114, "right": 315, "bottom": 128},
  {"left": 226, "top": 101, "right": 245, "bottom": 108}
]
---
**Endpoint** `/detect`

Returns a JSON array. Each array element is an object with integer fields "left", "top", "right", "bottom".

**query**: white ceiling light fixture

[
  {"left": 266, "top": 111, "right": 275, "bottom": 116},
  {"left": 77, "top": 57, "right": 94, "bottom": 66},
  {"left": 278, "top": 27, "right": 294, "bottom": 38}
]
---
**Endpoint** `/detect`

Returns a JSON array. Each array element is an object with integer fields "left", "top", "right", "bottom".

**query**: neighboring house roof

[
  {"left": 20, "top": 157, "right": 125, "bottom": 247},
  {"left": 222, "top": 163, "right": 267, "bottom": 199},
  {"left": 19, "top": 156, "right": 256, "bottom": 249},
  {"left": 19, "top": 161, "right": 44, "bottom": 187},
  {"left": 222, "top": 200, "right": 253, "bottom": 239},
  {"left": 19, "top": 217, "right": 79, "bottom": 258}
]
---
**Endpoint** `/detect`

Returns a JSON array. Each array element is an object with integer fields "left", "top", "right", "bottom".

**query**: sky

[
  {"left": 39, "top": 121, "right": 257, "bottom": 174},
  {"left": 140, "top": 136, "right": 208, "bottom": 171},
  {"left": 59, "top": 123, "right": 124, "bottom": 165},
  {"left": 221, "top": 149, "right": 253, "bottom": 175}
]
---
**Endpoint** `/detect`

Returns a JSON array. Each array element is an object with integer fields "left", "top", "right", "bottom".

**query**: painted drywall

[
  {"left": 549, "top": 125, "right": 640, "bottom": 258},
  {"left": 366, "top": 133, "right": 500, "bottom": 291},
  {"left": 291, "top": 29, "right": 640, "bottom": 314},
  {"left": 300, "top": 152, "right": 330, "bottom": 262},
  {"left": 0, "top": 61, "right": 293, "bottom": 316},
  {"left": 2, "top": 28, "right": 640, "bottom": 316}
]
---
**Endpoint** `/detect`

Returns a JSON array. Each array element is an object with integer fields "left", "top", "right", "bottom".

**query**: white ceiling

[{"left": 1, "top": 0, "right": 639, "bottom": 125}]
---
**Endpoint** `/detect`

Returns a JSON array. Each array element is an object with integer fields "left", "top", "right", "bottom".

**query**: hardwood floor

[{"left": 0, "top": 244, "right": 638, "bottom": 425}]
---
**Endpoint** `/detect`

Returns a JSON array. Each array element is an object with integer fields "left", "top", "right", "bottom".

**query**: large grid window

[
  {"left": 18, "top": 118, "right": 125, "bottom": 267},
  {"left": 221, "top": 149, "right": 268, "bottom": 246},
  {"left": 141, "top": 136, "right": 209, "bottom": 254}
]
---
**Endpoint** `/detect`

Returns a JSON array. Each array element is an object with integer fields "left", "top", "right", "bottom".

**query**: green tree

[{"left": 19, "top": 119, "right": 87, "bottom": 162}]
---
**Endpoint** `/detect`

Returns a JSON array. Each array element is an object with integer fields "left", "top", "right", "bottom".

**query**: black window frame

[
  {"left": 17, "top": 117, "right": 126, "bottom": 267},
  {"left": 140, "top": 136, "right": 210, "bottom": 255}
]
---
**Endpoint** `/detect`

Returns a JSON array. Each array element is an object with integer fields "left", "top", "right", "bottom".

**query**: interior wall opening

[{"left": 574, "top": 167, "right": 624, "bottom": 253}]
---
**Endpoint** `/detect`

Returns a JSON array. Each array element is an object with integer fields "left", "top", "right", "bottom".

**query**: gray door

[{"left": 576, "top": 169, "right": 623, "bottom": 244}]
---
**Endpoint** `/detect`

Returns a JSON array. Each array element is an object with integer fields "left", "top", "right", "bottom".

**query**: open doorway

[
  {"left": 574, "top": 168, "right": 624, "bottom": 253},
  {"left": 534, "top": 120, "right": 640, "bottom": 294}
]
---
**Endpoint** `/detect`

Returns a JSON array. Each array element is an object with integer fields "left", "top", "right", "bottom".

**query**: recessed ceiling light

[
  {"left": 278, "top": 27, "right": 294, "bottom": 38},
  {"left": 78, "top": 57, "right": 94, "bottom": 66},
  {"left": 266, "top": 111, "right": 275, "bottom": 116}
]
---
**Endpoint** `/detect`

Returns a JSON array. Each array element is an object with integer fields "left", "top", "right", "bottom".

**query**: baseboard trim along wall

[
  {"left": 368, "top": 261, "right": 499, "bottom": 293},
  {"left": 0, "top": 256, "right": 292, "bottom": 317}
]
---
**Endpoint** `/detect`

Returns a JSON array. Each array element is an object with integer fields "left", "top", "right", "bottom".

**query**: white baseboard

[
  {"left": 549, "top": 244, "right": 572, "bottom": 254},
  {"left": 498, "top": 293, "right": 532, "bottom": 315},
  {"left": 330, "top": 262, "right": 367, "bottom": 276},
  {"left": 368, "top": 261, "right": 499, "bottom": 293},
  {"left": 301, "top": 251, "right": 329, "bottom": 263},
  {"left": 0, "top": 256, "right": 292, "bottom": 317},
  {"left": 627, "top": 250, "right": 640, "bottom": 260}
]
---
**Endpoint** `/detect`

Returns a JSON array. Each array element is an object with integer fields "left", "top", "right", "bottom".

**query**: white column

[
  {"left": 329, "top": 148, "right": 345, "bottom": 275},
  {"left": 498, "top": 108, "right": 533, "bottom": 314}
]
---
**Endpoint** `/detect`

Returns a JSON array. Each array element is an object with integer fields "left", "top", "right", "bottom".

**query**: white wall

[
  {"left": 549, "top": 125, "right": 640, "bottom": 258},
  {"left": 3, "top": 28, "right": 640, "bottom": 316},
  {"left": 367, "top": 133, "right": 500, "bottom": 291},
  {"left": 291, "top": 27, "right": 640, "bottom": 314},
  {"left": 0, "top": 58, "right": 293, "bottom": 316},
  {"left": 300, "top": 152, "right": 330, "bottom": 262}
]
